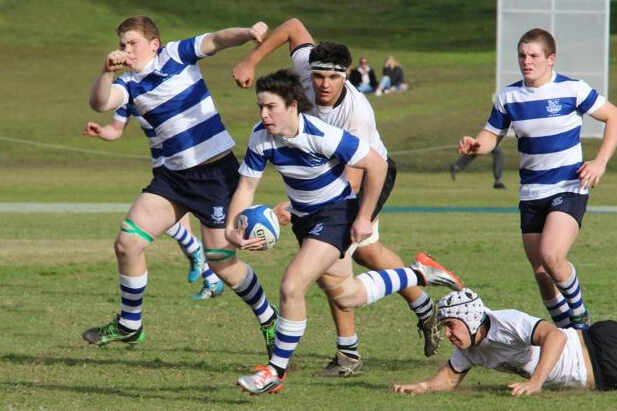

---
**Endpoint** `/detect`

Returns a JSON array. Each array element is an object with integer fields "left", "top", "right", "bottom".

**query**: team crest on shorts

[
  {"left": 551, "top": 196, "right": 563, "bottom": 207},
  {"left": 211, "top": 206, "right": 226, "bottom": 223},
  {"left": 309, "top": 222, "right": 324, "bottom": 236},
  {"left": 546, "top": 99, "right": 562, "bottom": 116}
]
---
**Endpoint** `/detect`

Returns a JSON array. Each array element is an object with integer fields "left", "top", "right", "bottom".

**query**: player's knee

[
  {"left": 540, "top": 252, "right": 566, "bottom": 273},
  {"left": 279, "top": 275, "right": 306, "bottom": 303},
  {"left": 114, "top": 231, "right": 148, "bottom": 258},
  {"left": 320, "top": 276, "right": 362, "bottom": 309}
]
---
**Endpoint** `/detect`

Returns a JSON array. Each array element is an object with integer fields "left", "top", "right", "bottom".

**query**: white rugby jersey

[
  {"left": 449, "top": 309, "right": 587, "bottom": 388},
  {"left": 291, "top": 45, "right": 388, "bottom": 160},
  {"left": 239, "top": 113, "right": 370, "bottom": 216},
  {"left": 485, "top": 72, "right": 605, "bottom": 201},
  {"left": 112, "top": 34, "right": 235, "bottom": 170},
  {"left": 114, "top": 104, "right": 164, "bottom": 168}
]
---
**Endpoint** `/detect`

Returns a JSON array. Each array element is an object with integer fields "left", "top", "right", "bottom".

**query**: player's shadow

[
  {"left": 0, "top": 380, "right": 251, "bottom": 405},
  {"left": 0, "top": 353, "right": 248, "bottom": 373}
]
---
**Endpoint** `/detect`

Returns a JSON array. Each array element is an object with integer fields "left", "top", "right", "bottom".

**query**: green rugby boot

[{"left": 82, "top": 315, "right": 145, "bottom": 346}]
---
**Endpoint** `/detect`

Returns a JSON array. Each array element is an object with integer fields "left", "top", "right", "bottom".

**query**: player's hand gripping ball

[{"left": 235, "top": 205, "right": 280, "bottom": 250}]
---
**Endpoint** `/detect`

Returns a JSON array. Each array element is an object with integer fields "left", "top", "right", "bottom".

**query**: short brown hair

[
  {"left": 256, "top": 69, "right": 313, "bottom": 113},
  {"left": 117, "top": 16, "right": 160, "bottom": 41},
  {"left": 518, "top": 28, "right": 556, "bottom": 57}
]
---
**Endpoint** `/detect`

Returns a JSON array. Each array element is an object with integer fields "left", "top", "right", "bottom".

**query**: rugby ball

[{"left": 235, "top": 205, "right": 280, "bottom": 250}]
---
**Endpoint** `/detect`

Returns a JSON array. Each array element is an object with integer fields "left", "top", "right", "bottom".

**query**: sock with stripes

[
  {"left": 166, "top": 222, "right": 200, "bottom": 254},
  {"left": 231, "top": 265, "right": 275, "bottom": 326},
  {"left": 201, "top": 262, "right": 222, "bottom": 284},
  {"left": 543, "top": 293, "right": 572, "bottom": 328},
  {"left": 118, "top": 272, "right": 147, "bottom": 331},
  {"left": 408, "top": 291, "right": 434, "bottom": 323},
  {"left": 337, "top": 334, "right": 359, "bottom": 359},
  {"left": 555, "top": 264, "right": 587, "bottom": 317},
  {"left": 269, "top": 316, "right": 306, "bottom": 377},
  {"left": 357, "top": 267, "right": 419, "bottom": 305}
]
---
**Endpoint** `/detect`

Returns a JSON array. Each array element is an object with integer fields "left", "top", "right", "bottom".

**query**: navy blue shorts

[
  {"left": 291, "top": 199, "right": 359, "bottom": 258},
  {"left": 143, "top": 153, "right": 240, "bottom": 228},
  {"left": 519, "top": 192, "right": 588, "bottom": 234},
  {"left": 584, "top": 320, "right": 617, "bottom": 391}
]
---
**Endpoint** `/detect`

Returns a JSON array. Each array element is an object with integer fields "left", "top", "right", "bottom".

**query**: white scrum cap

[{"left": 437, "top": 288, "right": 487, "bottom": 335}]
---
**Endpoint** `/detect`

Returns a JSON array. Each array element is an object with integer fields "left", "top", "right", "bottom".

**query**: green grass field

[{"left": 3, "top": 0, "right": 617, "bottom": 409}]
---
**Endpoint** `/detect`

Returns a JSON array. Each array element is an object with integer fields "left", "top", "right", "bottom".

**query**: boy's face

[
  {"left": 518, "top": 41, "right": 555, "bottom": 87},
  {"left": 441, "top": 318, "right": 473, "bottom": 349},
  {"left": 119, "top": 30, "right": 160, "bottom": 72},
  {"left": 311, "top": 70, "right": 346, "bottom": 107},
  {"left": 257, "top": 91, "right": 298, "bottom": 137}
]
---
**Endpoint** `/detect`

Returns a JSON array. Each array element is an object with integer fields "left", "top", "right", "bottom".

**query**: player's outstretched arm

[
  {"left": 578, "top": 101, "right": 617, "bottom": 188},
  {"left": 392, "top": 363, "right": 465, "bottom": 395},
  {"left": 232, "top": 18, "right": 315, "bottom": 88},
  {"left": 508, "top": 321, "right": 566, "bottom": 397},
  {"left": 83, "top": 119, "right": 126, "bottom": 141},
  {"left": 89, "top": 51, "right": 132, "bottom": 112},
  {"left": 225, "top": 176, "right": 266, "bottom": 251},
  {"left": 200, "top": 22, "right": 268, "bottom": 56},
  {"left": 458, "top": 129, "right": 499, "bottom": 156}
]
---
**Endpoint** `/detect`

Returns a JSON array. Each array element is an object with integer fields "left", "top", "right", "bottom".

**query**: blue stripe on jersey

[
  {"left": 281, "top": 162, "right": 345, "bottom": 191},
  {"left": 253, "top": 122, "right": 266, "bottom": 132},
  {"left": 488, "top": 106, "right": 511, "bottom": 130},
  {"left": 508, "top": 80, "right": 524, "bottom": 87},
  {"left": 302, "top": 116, "right": 325, "bottom": 137},
  {"left": 244, "top": 148, "right": 267, "bottom": 172},
  {"left": 333, "top": 131, "right": 360, "bottom": 163},
  {"left": 158, "top": 113, "right": 226, "bottom": 157},
  {"left": 123, "top": 59, "right": 188, "bottom": 100},
  {"left": 578, "top": 89, "right": 599, "bottom": 114},
  {"left": 263, "top": 146, "right": 330, "bottom": 167},
  {"left": 519, "top": 162, "right": 582, "bottom": 185},
  {"left": 554, "top": 74, "right": 575, "bottom": 83},
  {"left": 290, "top": 185, "right": 352, "bottom": 214},
  {"left": 517, "top": 127, "right": 580, "bottom": 155},
  {"left": 143, "top": 80, "right": 210, "bottom": 128},
  {"left": 143, "top": 128, "right": 156, "bottom": 138},
  {"left": 176, "top": 37, "right": 199, "bottom": 64},
  {"left": 116, "top": 106, "right": 129, "bottom": 117},
  {"left": 151, "top": 146, "right": 163, "bottom": 159},
  {"left": 505, "top": 98, "right": 577, "bottom": 121}
]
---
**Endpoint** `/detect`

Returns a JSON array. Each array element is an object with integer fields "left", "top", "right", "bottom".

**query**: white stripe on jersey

[
  {"left": 151, "top": 97, "right": 218, "bottom": 146},
  {"left": 486, "top": 71, "right": 605, "bottom": 201}
]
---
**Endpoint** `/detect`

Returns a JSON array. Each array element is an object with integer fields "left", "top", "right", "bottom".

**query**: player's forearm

[
  {"left": 225, "top": 179, "right": 258, "bottom": 232},
  {"left": 595, "top": 116, "right": 617, "bottom": 165},
  {"left": 89, "top": 70, "right": 116, "bottom": 112},
  {"left": 356, "top": 160, "right": 386, "bottom": 220},
  {"left": 242, "top": 18, "right": 303, "bottom": 66},
  {"left": 530, "top": 330, "right": 567, "bottom": 387},
  {"left": 97, "top": 124, "right": 124, "bottom": 140},
  {"left": 474, "top": 129, "right": 499, "bottom": 155},
  {"left": 210, "top": 28, "right": 256, "bottom": 52}
]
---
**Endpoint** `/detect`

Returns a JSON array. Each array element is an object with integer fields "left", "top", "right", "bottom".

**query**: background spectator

[
  {"left": 350, "top": 56, "right": 378, "bottom": 93},
  {"left": 375, "top": 55, "right": 408, "bottom": 96}
]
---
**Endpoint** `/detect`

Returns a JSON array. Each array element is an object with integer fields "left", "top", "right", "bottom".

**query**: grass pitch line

[
  {"left": 0, "top": 135, "right": 149, "bottom": 160},
  {"left": 1, "top": 203, "right": 616, "bottom": 214}
]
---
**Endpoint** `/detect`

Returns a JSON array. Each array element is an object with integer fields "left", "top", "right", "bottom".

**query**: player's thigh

[
  {"left": 283, "top": 239, "right": 342, "bottom": 296},
  {"left": 125, "top": 192, "right": 185, "bottom": 238},
  {"left": 540, "top": 211, "right": 579, "bottom": 260}
]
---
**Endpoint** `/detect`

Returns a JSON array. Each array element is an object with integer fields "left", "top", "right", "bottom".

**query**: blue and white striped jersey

[
  {"left": 239, "top": 114, "right": 370, "bottom": 216},
  {"left": 485, "top": 72, "right": 605, "bottom": 201},
  {"left": 114, "top": 104, "right": 164, "bottom": 168},
  {"left": 112, "top": 34, "right": 235, "bottom": 170}
]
